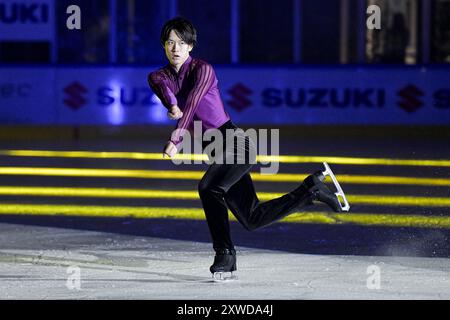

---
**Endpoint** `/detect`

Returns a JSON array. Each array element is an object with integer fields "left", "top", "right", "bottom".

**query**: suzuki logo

[
  {"left": 397, "top": 84, "right": 424, "bottom": 113},
  {"left": 0, "top": 3, "right": 49, "bottom": 24},
  {"left": 64, "top": 82, "right": 87, "bottom": 110},
  {"left": 227, "top": 83, "right": 253, "bottom": 112}
]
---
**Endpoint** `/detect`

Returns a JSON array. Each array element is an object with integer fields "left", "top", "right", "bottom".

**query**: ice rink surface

[{"left": 0, "top": 222, "right": 449, "bottom": 300}]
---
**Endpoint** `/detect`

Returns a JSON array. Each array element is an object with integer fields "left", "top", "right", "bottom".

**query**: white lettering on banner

[{"left": 0, "top": 0, "right": 54, "bottom": 41}]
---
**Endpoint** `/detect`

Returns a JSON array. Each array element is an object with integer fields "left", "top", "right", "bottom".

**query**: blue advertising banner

[
  {"left": 56, "top": 68, "right": 168, "bottom": 125},
  {"left": 0, "top": 0, "right": 55, "bottom": 41},
  {"left": 218, "top": 67, "right": 450, "bottom": 125},
  {"left": 0, "top": 66, "right": 449, "bottom": 125},
  {"left": 0, "top": 67, "right": 56, "bottom": 124}
]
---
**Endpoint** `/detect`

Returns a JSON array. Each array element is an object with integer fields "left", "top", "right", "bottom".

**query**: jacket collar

[{"left": 168, "top": 55, "right": 192, "bottom": 75}]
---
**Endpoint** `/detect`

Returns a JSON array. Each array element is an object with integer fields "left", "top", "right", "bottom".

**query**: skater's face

[{"left": 164, "top": 30, "right": 193, "bottom": 71}]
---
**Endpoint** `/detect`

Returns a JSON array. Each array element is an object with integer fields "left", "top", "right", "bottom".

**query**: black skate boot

[
  {"left": 303, "top": 171, "right": 343, "bottom": 213},
  {"left": 210, "top": 248, "right": 237, "bottom": 282}
]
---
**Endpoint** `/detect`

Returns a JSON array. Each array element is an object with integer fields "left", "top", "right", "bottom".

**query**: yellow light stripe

[
  {"left": 325, "top": 175, "right": 450, "bottom": 187},
  {"left": 0, "top": 186, "right": 197, "bottom": 200},
  {"left": 0, "top": 186, "right": 449, "bottom": 207},
  {"left": 257, "top": 155, "right": 450, "bottom": 167},
  {"left": 0, "top": 167, "right": 449, "bottom": 187},
  {"left": 345, "top": 195, "right": 450, "bottom": 207},
  {"left": 256, "top": 193, "right": 450, "bottom": 207},
  {"left": 1, "top": 149, "right": 449, "bottom": 167},
  {"left": 0, "top": 203, "right": 205, "bottom": 219},
  {"left": 0, "top": 149, "right": 206, "bottom": 162},
  {"left": 0, "top": 203, "right": 449, "bottom": 229},
  {"left": 0, "top": 167, "right": 204, "bottom": 180}
]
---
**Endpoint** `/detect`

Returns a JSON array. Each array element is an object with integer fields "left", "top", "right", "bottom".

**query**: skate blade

[
  {"left": 322, "top": 162, "right": 350, "bottom": 212},
  {"left": 211, "top": 271, "right": 238, "bottom": 282}
]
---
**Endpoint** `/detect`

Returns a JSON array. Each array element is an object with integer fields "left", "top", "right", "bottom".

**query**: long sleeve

[
  {"left": 148, "top": 70, "right": 178, "bottom": 110},
  {"left": 170, "top": 63, "right": 214, "bottom": 146}
]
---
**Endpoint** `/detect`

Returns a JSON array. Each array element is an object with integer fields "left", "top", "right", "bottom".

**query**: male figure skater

[{"left": 148, "top": 17, "right": 349, "bottom": 280}]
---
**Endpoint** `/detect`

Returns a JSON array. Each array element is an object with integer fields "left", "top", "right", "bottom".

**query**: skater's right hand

[
  {"left": 167, "top": 105, "right": 183, "bottom": 120},
  {"left": 163, "top": 141, "right": 177, "bottom": 158}
]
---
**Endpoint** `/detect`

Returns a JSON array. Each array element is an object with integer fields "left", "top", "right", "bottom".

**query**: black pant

[{"left": 198, "top": 121, "right": 312, "bottom": 251}]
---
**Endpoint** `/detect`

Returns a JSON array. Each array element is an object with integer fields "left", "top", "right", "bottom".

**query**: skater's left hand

[{"left": 163, "top": 141, "right": 177, "bottom": 158}]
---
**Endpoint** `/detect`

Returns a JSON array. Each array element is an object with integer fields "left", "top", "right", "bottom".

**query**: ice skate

[
  {"left": 303, "top": 162, "right": 350, "bottom": 212},
  {"left": 210, "top": 249, "right": 238, "bottom": 282}
]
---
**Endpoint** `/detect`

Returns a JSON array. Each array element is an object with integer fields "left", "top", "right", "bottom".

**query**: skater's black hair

[{"left": 160, "top": 17, "right": 197, "bottom": 48}]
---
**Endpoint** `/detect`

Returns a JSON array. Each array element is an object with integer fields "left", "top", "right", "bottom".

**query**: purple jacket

[{"left": 148, "top": 56, "right": 230, "bottom": 147}]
